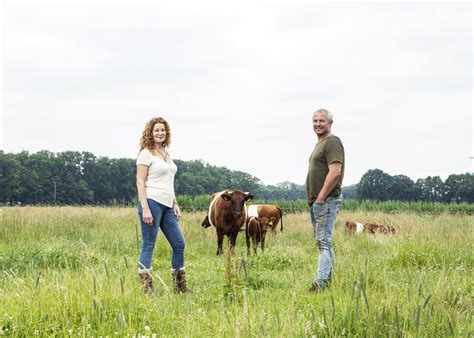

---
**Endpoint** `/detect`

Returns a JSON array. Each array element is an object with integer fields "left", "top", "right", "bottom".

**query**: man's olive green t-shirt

[{"left": 306, "top": 135, "right": 345, "bottom": 206}]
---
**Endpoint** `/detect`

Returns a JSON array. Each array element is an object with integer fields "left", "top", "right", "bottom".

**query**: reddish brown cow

[
  {"left": 345, "top": 221, "right": 396, "bottom": 235},
  {"left": 201, "top": 190, "right": 253, "bottom": 255},
  {"left": 245, "top": 216, "right": 274, "bottom": 255},
  {"left": 365, "top": 223, "right": 396, "bottom": 234},
  {"left": 246, "top": 204, "right": 283, "bottom": 234}
]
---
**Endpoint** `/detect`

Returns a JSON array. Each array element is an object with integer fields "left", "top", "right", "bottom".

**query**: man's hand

[
  {"left": 315, "top": 197, "right": 326, "bottom": 204},
  {"left": 316, "top": 162, "right": 342, "bottom": 204}
]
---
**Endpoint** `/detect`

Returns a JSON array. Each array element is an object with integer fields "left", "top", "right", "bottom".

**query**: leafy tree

[
  {"left": 16, "top": 150, "right": 56, "bottom": 204},
  {"left": 174, "top": 160, "right": 263, "bottom": 197},
  {"left": 0, "top": 151, "right": 22, "bottom": 203},
  {"left": 414, "top": 176, "right": 445, "bottom": 202},
  {"left": 444, "top": 173, "right": 474, "bottom": 203},
  {"left": 54, "top": 152, "right": 93, "bottom": 204},
  {"left": 342, "top": 184, "right": 358, "bottom": 200},
  {"left": 110, "top": 158, "right": 136, "bottom": 204},
  {"left": 357, "top": 169, "right": 394, "bottom": 201},
  {"left": 390, "top": 175, "right": 417, "bottom": 201},
  {"left": 262, "top": 181, "right": 305, "bottom": 200}
]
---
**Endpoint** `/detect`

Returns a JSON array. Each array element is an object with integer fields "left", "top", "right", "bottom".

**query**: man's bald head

[{"left": 313, "top": 109, "right": 333, "bottom": 124}]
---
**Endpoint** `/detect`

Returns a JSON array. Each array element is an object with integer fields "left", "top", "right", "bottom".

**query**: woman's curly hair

[{"left": 139, "top": 117, "right": 171, "bottom": 150}]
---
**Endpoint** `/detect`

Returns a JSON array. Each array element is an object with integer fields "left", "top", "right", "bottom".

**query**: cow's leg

[
  {"left": 252, "top": 237, "right": 258, "bottom": 255},
  {"left": 216, "top": 229, "right": 224, "bottom": 256},
  {"left": 229, "top": 232, "right": 238, "bottom": 255},
  {"left": 261, "top": 234, "right": 266, "bottom": 253},
  {"left": 245, "top": 231, "right": 251, "bottom": 256}
]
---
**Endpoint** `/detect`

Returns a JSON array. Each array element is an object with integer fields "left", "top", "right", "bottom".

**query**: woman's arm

[{"left": 137, "top": 164, "right": 154, "bottom": 225}]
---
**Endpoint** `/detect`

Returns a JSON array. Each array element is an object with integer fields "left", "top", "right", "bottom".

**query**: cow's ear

[{"left": 243, "top": 192, "right": 254, "bottom": 202}]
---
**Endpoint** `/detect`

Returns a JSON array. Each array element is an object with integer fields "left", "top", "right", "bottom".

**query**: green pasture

[{"left": 0, "top": 207, "right": 473, "bottom": 336}]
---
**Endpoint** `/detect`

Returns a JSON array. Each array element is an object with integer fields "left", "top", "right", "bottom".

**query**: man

[{"left": 306, "top": 108, "right": 345, "bottom": 292}]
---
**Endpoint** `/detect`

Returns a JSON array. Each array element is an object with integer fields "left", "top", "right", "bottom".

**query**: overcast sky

[{"left": 1, "top": 2, "right": 472, "bottom": 186}]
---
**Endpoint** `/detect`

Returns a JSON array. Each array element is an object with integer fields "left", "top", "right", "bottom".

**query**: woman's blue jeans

[
  {"left": 138, "top": 199, "right": 185, "bottom": 271},
  {"left": 310, "top": 196, "right": 342, "bottom": 286}
]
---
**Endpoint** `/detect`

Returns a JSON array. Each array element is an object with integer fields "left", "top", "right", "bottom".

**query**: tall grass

[{"left": 1, "top": 207, "right": 473, "bottom": 336}]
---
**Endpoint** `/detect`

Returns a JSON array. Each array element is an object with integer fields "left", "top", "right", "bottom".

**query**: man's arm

[{"left": 315, "top": 161, "right": 342, "bottom": 204}]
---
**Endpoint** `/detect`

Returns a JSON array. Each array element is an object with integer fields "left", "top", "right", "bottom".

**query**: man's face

[{"left": 312, "top": 112, "right": 332, "bottom": 137}]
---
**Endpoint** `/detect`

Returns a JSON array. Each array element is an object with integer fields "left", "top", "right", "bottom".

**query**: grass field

[{"left": 1, "top": 206, "right": 473, "bottom": 336}]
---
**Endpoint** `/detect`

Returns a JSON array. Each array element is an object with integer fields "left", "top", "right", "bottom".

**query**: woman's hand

[
  {"left": 173, "top": 204, "right": 181, "bottom": 220},
  {"left": 142, "top": 207, "right": 154, "bottom": 226}
]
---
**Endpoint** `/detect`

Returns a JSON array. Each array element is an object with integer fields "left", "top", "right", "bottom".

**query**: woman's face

[{"left": 152, "top": 123, "right": 167, "bottom": 146}]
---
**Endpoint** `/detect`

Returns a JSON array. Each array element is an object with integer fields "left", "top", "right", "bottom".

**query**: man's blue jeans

[
  {"left": 310, "top": 196, "right": 342, "bottom": 287},
  {"left": 138, "top": 199, "right": 185, "bottom": 271}
]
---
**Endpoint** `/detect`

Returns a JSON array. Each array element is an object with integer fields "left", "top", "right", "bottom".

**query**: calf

[
  {"left": 345, "top": 221, "right": 396, "bottom": 235},
  {"left": 245, "top": 216, "right": 274, "bottom": 255},
  {"left": 345, "top": 221, "right": 364, "bottom": 236},
  {"left": 247, "top": 204, "right": 283, "bottom": 234},
  {"left": 201, "top": 190, "right": 253, "bottom": 255},
  {"left": 365, "top": 223, "right": 396, "bottom": 234}
]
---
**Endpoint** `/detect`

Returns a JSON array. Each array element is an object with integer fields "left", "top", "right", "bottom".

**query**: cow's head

[
  {"left": 345, "top": 221, "right": 356, "bottom": 231},
  {"left": 256, "top": 216, "right": 274, "bottom": 233},
  {"left": 221, "top": 190, "right": 253, "bottom": 219}
]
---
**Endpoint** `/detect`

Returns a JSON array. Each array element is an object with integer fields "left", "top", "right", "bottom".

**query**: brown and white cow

[
  {"left": 365, "top": 223, "right": 396, "bottom": 234},
  {"left": 346, "top": 221, "right": 396, "bottom": 235},
  {"left": 201, "top": 190, "right": 254, "bottom": 255},
  {"left": 245, "top": 216, "right": 273, "bottom": 255},
  {"left": 246, "top": 204, "right": 283, "bottom": 234},
  {"left": 345, "top": 221, "right": 364, "bottom": 236}
]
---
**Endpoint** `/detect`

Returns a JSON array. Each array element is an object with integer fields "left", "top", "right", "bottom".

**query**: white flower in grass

[{"left": 145, "top": 325, "right": 151, "bottom": 332}]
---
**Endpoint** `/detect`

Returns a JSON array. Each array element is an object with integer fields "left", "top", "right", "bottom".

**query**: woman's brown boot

[
  {"left": 172, "top": 269, "right": 191, "bottom": 293},
  {"left": 139, "top": 272, "right": 154, "bottom": 294}
]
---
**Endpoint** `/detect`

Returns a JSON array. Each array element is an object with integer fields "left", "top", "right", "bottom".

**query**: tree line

[
  {"left": 1, "top": 151, "right": 472, "bottom": 205},
  {"left": 0, "top": 150, "right": 305, "bottom": 205},
  {"left": 344, "top": 169, "right": 473, "bottom": 203}
]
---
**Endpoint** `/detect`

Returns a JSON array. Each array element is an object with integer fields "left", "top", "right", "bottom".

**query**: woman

[{"left": 136, "top": 117, "right": 189, "bottom": 293}]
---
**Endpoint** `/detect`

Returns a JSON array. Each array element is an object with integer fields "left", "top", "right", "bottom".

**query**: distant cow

[
  {"left": 345, "top": 221, "right": 364, "bottom": 236},
  {"left": 245, "top": 216, "right": 273, "bottom": 255},
  {"left": 201, "top": 190, "right": 253, "bottom": 255},
  {"left": 247, "top": 204, "right": 283, "bottom": 234},
  {"left": 365, "top": 223, "right": 396, "bottom": 234},
  {"left": 346, "top": 221, "right": 396, "bottom": 235}
]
